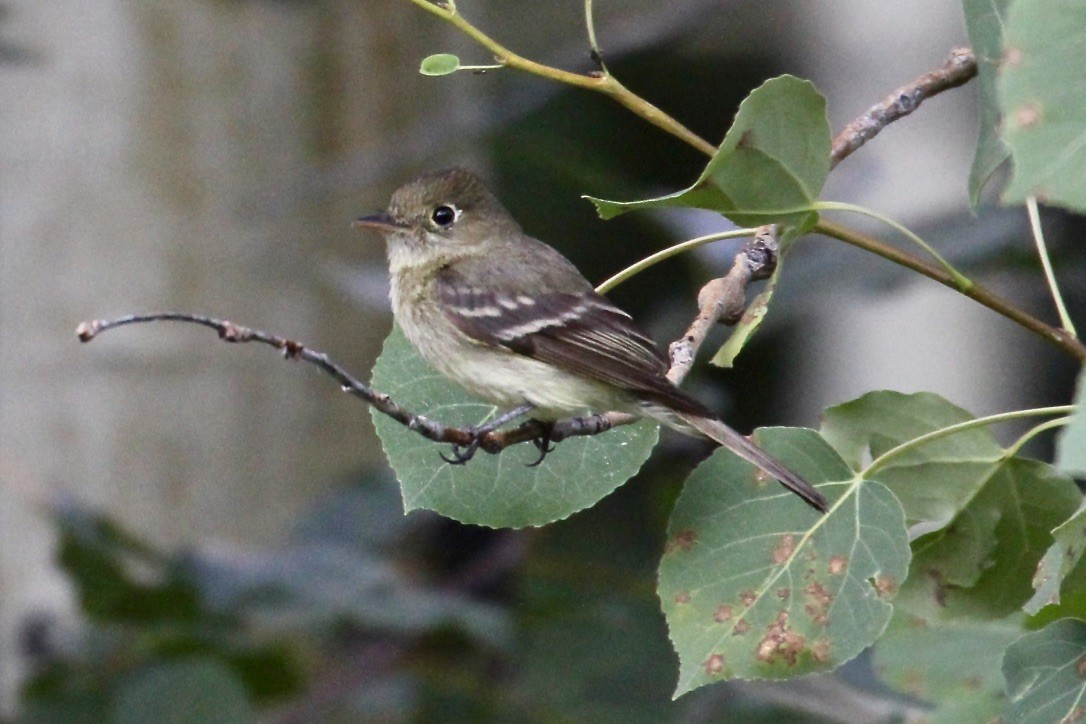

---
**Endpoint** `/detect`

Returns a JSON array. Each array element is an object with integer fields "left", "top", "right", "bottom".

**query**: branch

[
  {"left": 830, "top": 47, "right": 977, "bottom": 169},
  {"left": 400, "top": 0, "right": 717, "bottom": 156},
  {"left": 75, "top": 313, "right": 636, "bottom": 455},
  {"left": 667, "top": 225, "right": 779, "bottom": 384}
]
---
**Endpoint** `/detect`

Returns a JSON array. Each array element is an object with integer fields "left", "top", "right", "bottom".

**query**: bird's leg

[
  {"left": 441, "top": 403, "right": 536, "bottom": 465},
  {"left": 525, "top": 420, "right": 556, "bottom": 467}
]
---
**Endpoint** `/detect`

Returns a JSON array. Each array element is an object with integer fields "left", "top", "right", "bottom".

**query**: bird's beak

[{"left": 353, "top": 212, "right": 408, "bottom": 233}]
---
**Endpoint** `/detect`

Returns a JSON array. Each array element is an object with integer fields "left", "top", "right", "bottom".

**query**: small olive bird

[{"left": 355, "top": 168, "right": 827, "bottom": 512}]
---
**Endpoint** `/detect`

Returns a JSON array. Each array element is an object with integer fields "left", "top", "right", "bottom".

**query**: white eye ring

[{"left": 431, "top": 204, "right": 460, "bottom": 227}]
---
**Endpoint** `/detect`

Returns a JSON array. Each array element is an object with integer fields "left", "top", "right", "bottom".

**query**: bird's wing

[{"left": 434, "top": 254, "right": 709, "bottom": 417}]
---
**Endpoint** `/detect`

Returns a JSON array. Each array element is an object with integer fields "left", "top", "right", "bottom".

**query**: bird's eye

[{"left": 431, "top": 205, "right": 457, "bottom": 227}]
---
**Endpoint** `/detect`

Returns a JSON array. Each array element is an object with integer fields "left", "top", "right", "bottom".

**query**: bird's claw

[
  {"left": 441, "top": 435, "right": 484, "bottom": 465},
  {"left": 525, "top": 422, "right": 556, "bottom": 467}
]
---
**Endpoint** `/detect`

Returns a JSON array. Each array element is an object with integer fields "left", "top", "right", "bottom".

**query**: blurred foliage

[{"left": 22, "top": 471, "right": 880, "bottom": 722}]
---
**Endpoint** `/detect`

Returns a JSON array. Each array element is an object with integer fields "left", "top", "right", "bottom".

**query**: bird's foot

[
  {"left": 440, "top": 437, "right": 482, "bottom": 465},
  {"left": 439, "top": 403, "right": 536, "bottom": 466},
  {"left": 525, "top": 421, "right": 557, "bottom": 467}
]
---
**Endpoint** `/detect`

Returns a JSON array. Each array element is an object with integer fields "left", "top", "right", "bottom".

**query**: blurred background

[{"left": 1, "top": 0, "right": 1081, "bottom": 720}]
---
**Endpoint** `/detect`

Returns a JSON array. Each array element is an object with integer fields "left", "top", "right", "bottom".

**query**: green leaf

[
  {"left": 657, "top": 428, "right": 909, "bottom": 695},
  {"left": 708, "top": 255, "right": 783, "bottom": 369},
  {"left": 998, "top": 0, "right": 1086, "bottom": 211},
  {"left": 19, "top": 689, "right": 111, "bottom": 724},
  {"left": 370, "top": 325, "right": 659, "bottom": 528},
  {"left": 1003, "top": 618, "right": 1086, "bottom": 723},
  {"left": 900, "top": 458, "right": 1080, "bottom": 620},
  {"left": 1027, "top": 499, "right": 1086, "bottom": 614},
  {"left": 820, "top": 391, "right": 1004, "bottom": 525},
  {"left": 111, "top": 658, "right": 255, "bottom": 724},
  {"left": 587, "top": 75, "right": 830, "bottom": 231},
  {"left": 1056, "top": 368, "right": 1086, "bottom": 476},
  {"left": 963, "top": 0, "right": 1013, "bottom": 205},
  {"left": 419, "top": 53, "right": 461, "bottom": 76},
  {"left": 926, "top": 691, "right": 1005, "bottom": 724},
  {"left": 873, "top": 611, "right": 1020, "bottom": 705}
]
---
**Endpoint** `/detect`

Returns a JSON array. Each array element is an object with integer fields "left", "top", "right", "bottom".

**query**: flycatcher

[{"left": 355, "top": 168, "right": 827, "bottom": 512}]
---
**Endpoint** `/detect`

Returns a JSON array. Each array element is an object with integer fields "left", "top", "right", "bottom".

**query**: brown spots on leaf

[
  {"left": 874, "top": 574, "right": 898, "bottom": 599},
  {"left": 714, "top": 605, "right": 733, "bottom": 623},
  {"left": 1066, "top": 706, "right": 1086, "bottom": 724},
  {"left": 732, "top": 619, "right": 750, "bottom": 636},
  {"left": 667, "top": 529, "right": 698, "bottom": 554},
  {"left": 804, "top": 582, "right": 833, "bottom": 626},
  {"left": 772, "top": 534, "right": 796, "bottom": 564},
  {"left": 1077, "top": 656, "right": 1086, "bottom": 677},
  {"left": 1014, "top": 103, "right": 1042, "bottom": 129},
  {"left": 777, "top": 588, "right": 790, "bottom": 600},
  {"left": 703, "top": 654, "right": 725, "bottom": 676},
  {"left": 737, "top": 129, "right": 756, "bottom": 149},
  {"left": 675, "top": 591, "right": 691, "bottom": 605},
  {"left": 756, "top": 611, "right": 807, "bottom": 667},
  {"left": 1002, "top": 47, "right": 1023, "bottom": 68},
  {"left": 812, "top": 639, "right": 830, "bottom": 663},
  {"left": 739, "top": 591, "right": 757, "bottom": 608},
  {"left": 829, "top": 555, "right": 847, "bottom": 575}
]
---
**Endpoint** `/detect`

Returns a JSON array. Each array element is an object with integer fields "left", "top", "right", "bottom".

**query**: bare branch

[
  {"left": 830, "top": 47, "right": 977, "bottom": 169},
  {"left": 76, "top": 313, "right": 637, "bottom": 455},
  {"left": 667, "top": 225, "right": 779, "bottom": 384}
]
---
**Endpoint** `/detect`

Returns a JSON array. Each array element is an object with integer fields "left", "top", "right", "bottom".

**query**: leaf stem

[
  {"left": 862, "top": 405, "right": 1076, "bottom": 477},
  {"left": 1004, "top": 415, "right": 1075, "bottom": 459},
  {"left": 584, "top": 0, "right": 607, "bottom": 73},
  {"left": 815, "top": 219, "right": 1086, "bottom": 362},
  {"left": 594, "top": 228, "right": 755, "bottom": 294},
  {"left": 817, "top": 200, "right": 971, "bottom": 289},
  {"left": 1027, "top": 196, "right": 1078, "bottom": 337},
  {"left": 399, "top": 0, "right": 716, "bottom": 156}
]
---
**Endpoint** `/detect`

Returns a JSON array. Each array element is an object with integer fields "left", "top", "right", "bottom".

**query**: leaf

[
  {"left": 998, "top": 0, "right": 1086, "bottom": 211},
  {"left": 900, "top": 458, "right": 1080, "bottom": 620},
  {"left": 192, "top": 541, "right": 510, "bottom": 647},
  {"left": 925, "top": 691, "right": 1004, "bottom": 724},
  {"left": 657, "top": 428, "right": 909, "bottom": 695},
  {"left": 111, "top": 658, "right": 255, "bottom": 724},
  {"left": 53, "top": 505, "right": 202, "bottom": 623},
  {"left": 419, "top": 53, "right": 461, "bottom": 76},
  {"left": 1056, "top": 367, "right": 1086, "bottom": 476},
  {"left": 963, "top": 0, "right": 1013, "bottom": 205},
  {"left": 1003, "top": 618, "right": 1086, "bottom": 723},
  {"left": 1026, "top": 498, "right": 1086, "bottom": 614},
  {"left": 873, "top": 611, "right": 1020, "bottom": 705},
  {"left": 370, "top": 325, "right": 659, "bottom": 528},
  {"left": 820, "top": 391, "right": 1004, "bottom": 526},
  {"left": 587, "top": 75, "right": 830, "bottom": 232}
]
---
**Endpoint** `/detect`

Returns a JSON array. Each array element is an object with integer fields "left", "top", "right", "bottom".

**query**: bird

[{"left": 354, "top": 167, "right": 827, "bottom": 512}]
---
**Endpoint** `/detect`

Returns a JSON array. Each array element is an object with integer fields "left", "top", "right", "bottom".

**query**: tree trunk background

[{"left": 0, "top": 0, "right": 471, "bottom": 708}]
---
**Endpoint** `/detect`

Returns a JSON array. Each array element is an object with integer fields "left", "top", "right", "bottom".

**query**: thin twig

[
  {"left": 830, "top": 47, "right": 977, "bottom": 169},
  {"left": 584, "top": 0, "right": 607, "bottom": 73},
  {"left": 75, "top": 313, "right": 636, "bottom": 455},
  {"left": 399, "top": 0, "right": 716, "bottom": 156}
]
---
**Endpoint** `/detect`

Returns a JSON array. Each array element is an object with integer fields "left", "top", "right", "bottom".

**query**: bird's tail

[{"left": 673, "top": 412, "right": 828, "bottom": 513}]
